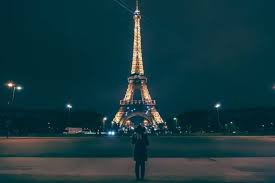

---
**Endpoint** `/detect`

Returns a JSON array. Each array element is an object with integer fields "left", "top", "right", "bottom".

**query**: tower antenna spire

[
  {"left": 135, "top": 0, "right": 140, "bottom": 14},
  {"left": 136, "top": 0, "right": 139, "bottom": 11}
]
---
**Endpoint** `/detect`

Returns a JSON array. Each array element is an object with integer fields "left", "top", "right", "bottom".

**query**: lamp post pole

[
  {"left": 7, "top": 82, "right": 23, "bottom": 105},
  {"left": 215, "top": 103, "right": 222, "bottom": 132},
  {"left": 5, "top": 82, "right": 23, "bottom": 139},
  {"left": 102, "top": 117, "right": 108, "bottom": 132},
  {"left": 173, "top": 117, "right": 178, "bottom": 129},
  {"left": 66, "top": 104, "right": 73, "bottom": 125}
]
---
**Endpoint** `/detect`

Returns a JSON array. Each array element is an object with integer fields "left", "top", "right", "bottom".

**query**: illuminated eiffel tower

[{"left": 112, "top": 0, "right": 164, "bottom": 128}]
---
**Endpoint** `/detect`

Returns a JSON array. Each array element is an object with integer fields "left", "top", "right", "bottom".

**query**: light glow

[
  {"left": 7, "top": 82, "right": 15, "bottom": 88},
  {"left": 108, "top": 131, "right": 115, "bottom": 136},
  {"left": 16, "top": 86, "right": 23, "bottom": 90},
  {"left": 215, "top": 103, "right": 221, "bottom": 109},
  {"left": 66, "top": 104, "right": 72, "bottom": 109}
]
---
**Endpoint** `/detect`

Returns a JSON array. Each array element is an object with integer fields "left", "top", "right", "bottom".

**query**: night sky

[{"left": 0, "top": 0, "right": 275, "bottom": 117}]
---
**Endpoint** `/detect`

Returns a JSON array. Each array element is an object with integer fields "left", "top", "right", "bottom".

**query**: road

[{"left": 0, "top": 136, "right": 275, "bottom": 157}]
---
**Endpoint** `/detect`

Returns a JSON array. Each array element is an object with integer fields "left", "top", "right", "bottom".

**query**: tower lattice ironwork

[{"left": 112, "top": 0, "right": 164, "bottom": 127}]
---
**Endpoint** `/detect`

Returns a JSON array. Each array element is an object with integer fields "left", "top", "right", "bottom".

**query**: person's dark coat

[{"left": 132, "top": 127, "right": 149, "bottom": 162}]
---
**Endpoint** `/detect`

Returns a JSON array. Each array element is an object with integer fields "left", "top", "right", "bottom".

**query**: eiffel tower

[{"left": 112, "top": 0, "right": 164, "bottom": 128}]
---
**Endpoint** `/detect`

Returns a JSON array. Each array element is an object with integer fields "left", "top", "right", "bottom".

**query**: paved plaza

[
  {"left": 1, "top": 136, "right": 275, "bottom": 157},
  {"left": 0, "top": 136, "right": 275, "bottom": 182}
]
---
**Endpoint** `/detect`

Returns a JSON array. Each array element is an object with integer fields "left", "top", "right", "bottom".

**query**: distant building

[{"left": 64, "top": 127, "right": 83, "bottom": 134}]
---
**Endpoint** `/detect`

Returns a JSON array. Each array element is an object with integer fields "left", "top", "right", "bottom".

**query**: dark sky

[{"left": 0, "top": 0, "right": 275, "bottom": 117}]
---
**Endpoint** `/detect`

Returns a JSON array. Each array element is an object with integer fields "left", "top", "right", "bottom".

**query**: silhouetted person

[{"left": 132, "top": 125, "right": 149, "bottom": 181}]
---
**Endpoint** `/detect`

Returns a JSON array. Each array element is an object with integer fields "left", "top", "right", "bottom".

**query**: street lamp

[
  {"left": 215, "top": 103, "right": 221, "bottom": 109},
  {"left": 7, "top": 82, "right": 15, "bottom": 88},
  {"left": 66, "top": 103, "right": 73, "bottom": 125},
  {"left": 214, "top": 103, "right": 222, "bottom": 131},
  {"left": 5, "top": 82, "right": 23, "bottom": 139},
  {"left": 16, "top": 86, "right": 23, "bottom": 91},
  {"left": 102, "top": 117, "right": 108, "bottom": 131},
  {"left": 6, "top": 82, "right": 23, "bottom": 105},
  {"left": 173, "top": 117, "right": 178, "bottom": 129},
  {"left": 66, "top": 104, "right": 73, "bottom": 110}
]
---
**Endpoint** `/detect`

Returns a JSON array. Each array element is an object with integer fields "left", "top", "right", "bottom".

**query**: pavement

[
  {"left": 0, "top": 158, "right": 275, "bottom": 183},
  {"left": 1, "top": 136, "right": 275, "bottom": 182},
  {"left": 1, "top": 136, "right": 275, "bottom": 157}
]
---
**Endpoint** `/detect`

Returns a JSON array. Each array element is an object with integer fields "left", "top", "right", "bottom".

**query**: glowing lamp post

[
  {"left": 66, "top": 104, "right": 73, "bottom": 125},
  {"left": 215, "top": 103, "right": 221, "bottom": 109},
  {"left": 102, "top": 117, "right": 108, "bottom": 131},
  {"left": 5, "top": 82, "right": 23, "bottom": 139},
  {"left": 66, "top": 104, "right": 73, "bottom": 111},
  {"left": 173, "top": 117, "right": 178, "bottom": 130},
  {"left": 215, "top": 103, "right": 222, "bottom": 131},
  {"left": 6, "top": 82, "right": 23, "bottom": 105},
  {"left": 16, "top": 86, "right": 23, "bottom": 90},
  {"left": 7, "top": 82, "right": 15, "bottom": 88}
]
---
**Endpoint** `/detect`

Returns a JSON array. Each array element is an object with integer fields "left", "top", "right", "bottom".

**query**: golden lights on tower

[{"left": 112, "top": 0, "right": 164, "bottom": 126}]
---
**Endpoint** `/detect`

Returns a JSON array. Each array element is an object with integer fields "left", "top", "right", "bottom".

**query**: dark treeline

[
  {"left": 167, "top": 107, "right": 275, "bottom": 134},
  {"left": 0, "top": 108, "right": 103, "bottom": 136},
  {"left": 1, "top": 107, "right": 275, "bottom": 136}
]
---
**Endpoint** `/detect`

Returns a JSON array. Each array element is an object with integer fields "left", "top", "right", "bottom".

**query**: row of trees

[
  {"left": 166, "top": 107, "right": 275, "bottom": 134},
  {"left": 0, "top": 108, "right": 103, "bottom": 136},
  {"left": 1, "top": 107, "right": 275, "bottom": 136}
]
